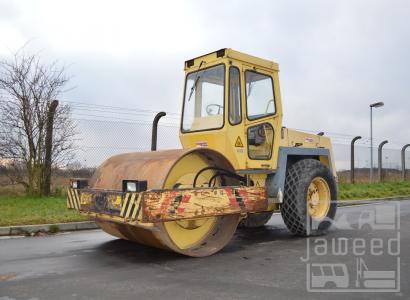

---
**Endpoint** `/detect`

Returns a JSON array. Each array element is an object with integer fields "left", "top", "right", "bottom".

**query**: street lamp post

[{"left": 370, "top": 101, "right": 384, "bottom": 182}]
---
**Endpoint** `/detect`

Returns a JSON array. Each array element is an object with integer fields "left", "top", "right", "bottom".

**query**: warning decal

[{"left": 235, "top": 136, "right": 244, "bottom": 147}]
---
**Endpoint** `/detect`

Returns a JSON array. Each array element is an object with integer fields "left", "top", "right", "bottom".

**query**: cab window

[
  {"left": 182, "top": 64, "right": 225, "bottom": 132},
  {"left": 247, "top": 123, "right": 274, "bottom": 160},
  {"left": 229, "top": 67, "right": 242, "bottom": 125},
  {"left": 245, "top": 71, "right": 275, "bottom": 120}
]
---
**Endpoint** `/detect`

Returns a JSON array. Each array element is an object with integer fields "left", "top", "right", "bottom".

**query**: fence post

[
  {"left": 402, "top": 144, "right": 410, "bottom": 181},
  {"left": 377, "top": 140, "right": 388, "bottom": 182},
  {"left": 151, "top": 112, "right": 166, "bottom": 151},
  {"left": 43, "top": 100, "right": 59, "bottom": 196},
  {"left": 350, "top": 136, "right": 362, "bottom": 184}
]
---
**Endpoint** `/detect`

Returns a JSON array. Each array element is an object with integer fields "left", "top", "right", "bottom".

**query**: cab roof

[{"left": 184, "top": 48, "right": 279, "bottom": 71}]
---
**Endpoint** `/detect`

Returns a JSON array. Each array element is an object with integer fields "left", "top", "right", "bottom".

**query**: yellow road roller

[{"left": 67, "top": 49, "right": 338, "bottom": 257}]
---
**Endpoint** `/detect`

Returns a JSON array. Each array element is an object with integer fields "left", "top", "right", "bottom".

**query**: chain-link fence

[
  {"left": 72, "top": 118, "right": 181, "bottom": 168},
  {"left": 3, "top": 98, "right": 407, "bottom": 187},
  {"left": 68, "top": 117, "right": 410, "bottom": 184},
  {"left": 332, "top": 143, "right": 409, "bottom": 183}
]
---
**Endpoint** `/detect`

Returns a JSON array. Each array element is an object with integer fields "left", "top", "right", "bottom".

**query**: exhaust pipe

[{"left": 151, "top": 112, "right": 166, "bottom": 151}]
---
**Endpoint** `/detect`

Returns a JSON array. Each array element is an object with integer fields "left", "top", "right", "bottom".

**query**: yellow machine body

[{"left": 68, "top": 49, "right": 337, "bottom": 257}]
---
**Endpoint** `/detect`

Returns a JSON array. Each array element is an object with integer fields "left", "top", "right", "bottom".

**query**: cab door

[{"left": 242, "top": 65, "right": 279, "bottom": 170}]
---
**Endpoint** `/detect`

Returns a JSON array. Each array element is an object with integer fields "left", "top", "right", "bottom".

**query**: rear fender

[{"left": 266, "top": 147, "right": 334, "bottom": 199}]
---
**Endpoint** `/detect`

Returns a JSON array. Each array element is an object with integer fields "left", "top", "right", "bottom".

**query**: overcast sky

[{"left": 1, "top": 0, "right": 409, "bottom": 163}]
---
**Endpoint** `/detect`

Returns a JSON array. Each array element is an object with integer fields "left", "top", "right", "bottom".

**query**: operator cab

[{"left": 180, "top": 49, "right": 283, "bottom": 171}]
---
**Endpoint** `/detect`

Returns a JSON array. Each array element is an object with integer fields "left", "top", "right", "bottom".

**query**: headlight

[
  {"left": 126, "top": 181, "right": 137, "bottom": 192},
  {"left": 70, "top": 179, "right": 88, "bottom": 189},
  {"left": 122, "top": 180, "right": 148, "bottom": 193}
]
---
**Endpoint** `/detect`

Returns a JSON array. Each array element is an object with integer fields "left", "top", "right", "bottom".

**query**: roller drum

[{"left": 90, "top": 148, "right": 240, "bottom": 257}]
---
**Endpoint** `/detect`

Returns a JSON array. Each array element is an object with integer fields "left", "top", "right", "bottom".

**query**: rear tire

[
  {"left": 239, "top": 212, "right": 273, "bottom": 228},
  {"left": 281, "top": 159, "right": 337, "bottom": 236}
]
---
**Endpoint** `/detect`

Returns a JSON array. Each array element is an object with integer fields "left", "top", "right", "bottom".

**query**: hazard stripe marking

[
  {"left": 137, "top": 194, "right": 144, "bottom": 221},
  {"left": 120, "top": 193, "right": 131, "bottom": 217},
  {"left": 72, "top": 189, "right": 79, "bottom": 210},
  {"left": 70, "top": 188, "right": 76, "bottom": 208},
  {"left": 67, "top": 189, "right": 75, "bottom": 208},
  {"left": 131, "top": 194, "right": 143, "bottom": 221},
  {"left": 125, "top": 193, "right": 136, "bottom": 218},
  {"left": 67, "top": 189, "right": 73, "bottom": 208},
  {"left": 66, "top": 189, "right": 71, "bottom": 208},
  {"left": 74, "top": 189, "right": 81, "bottom": 209}
]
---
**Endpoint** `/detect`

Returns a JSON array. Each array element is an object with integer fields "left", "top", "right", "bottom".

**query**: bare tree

[{"left": 0, "top": 51, "right": 76, "bottom": 196}]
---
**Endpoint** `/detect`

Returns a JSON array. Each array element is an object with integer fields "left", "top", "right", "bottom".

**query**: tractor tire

[
  {"left": 281, "top": 159, "right": 337, "bottom": 236},
  {"left": 239, "top": 211, "right": 273, "bottom": 228}
]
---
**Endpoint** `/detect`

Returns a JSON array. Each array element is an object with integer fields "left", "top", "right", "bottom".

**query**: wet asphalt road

[{"left": 0, "top": 199, "right": 409, "bottom": 300}]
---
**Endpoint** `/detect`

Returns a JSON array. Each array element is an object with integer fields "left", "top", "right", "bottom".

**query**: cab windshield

[{"left": 182, "top": 64, "right": 225, "bottom": 132}]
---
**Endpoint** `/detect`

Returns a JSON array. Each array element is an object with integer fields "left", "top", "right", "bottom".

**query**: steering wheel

[
  {"left": 206, "top": 104, "right": 223, "bottom": 116},
  {"left": 257, "top": 126, "right": 266, "bottom": 137},
  {"left": 265, "top": 99, "right": 274, "bottom": 114}
]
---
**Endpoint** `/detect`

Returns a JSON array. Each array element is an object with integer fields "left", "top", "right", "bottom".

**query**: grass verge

[
  {"left": 339, "top": 181, "right": 410, "bottom": 200},
  {"left": 0, "top": 195, "right": 89, "bottom": 227}
]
